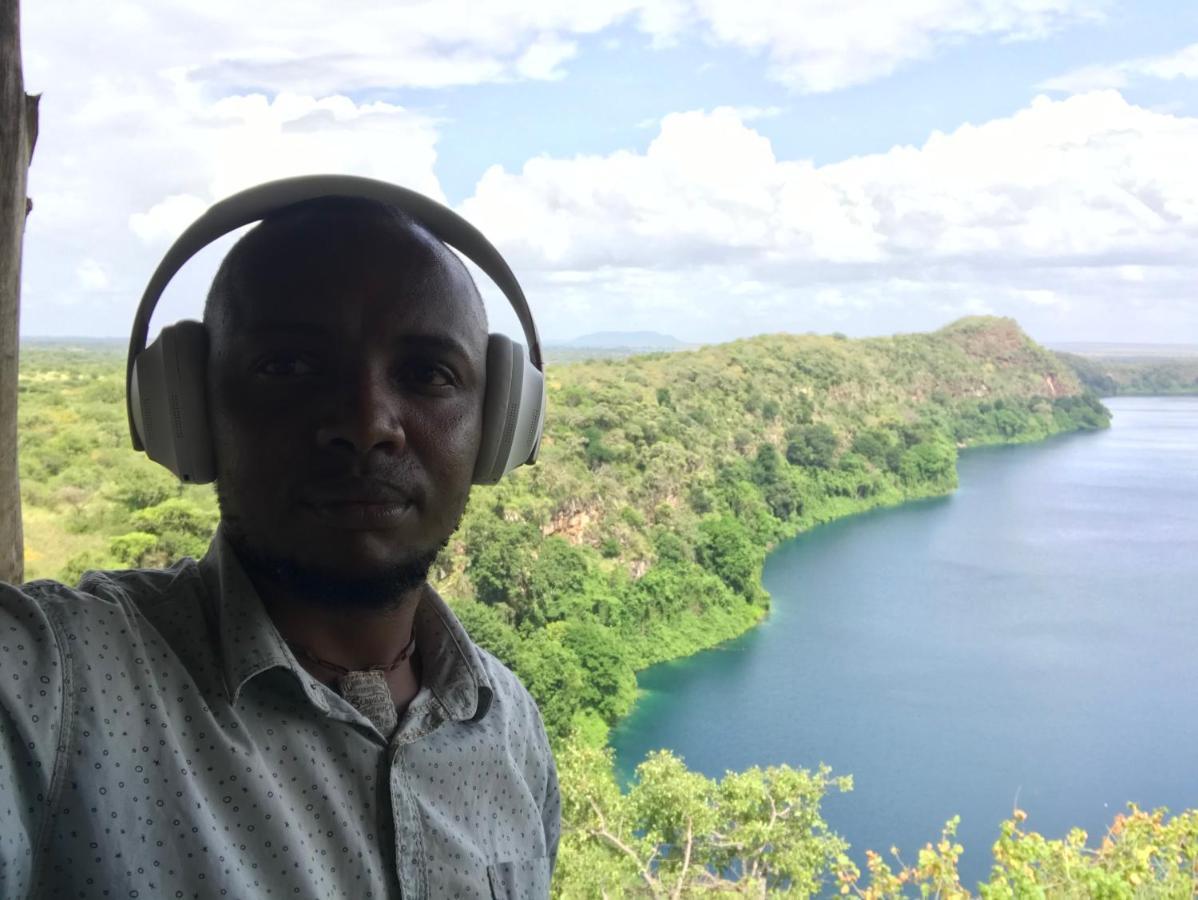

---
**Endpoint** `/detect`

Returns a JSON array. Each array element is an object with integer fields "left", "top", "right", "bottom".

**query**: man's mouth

[{"left": 300, "top": 479, "right": 417, "bottom": 529}]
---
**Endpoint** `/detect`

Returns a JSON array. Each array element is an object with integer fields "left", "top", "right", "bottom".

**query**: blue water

[{"left": 610, "top": 397, "right": 1198, "bottom": 889}]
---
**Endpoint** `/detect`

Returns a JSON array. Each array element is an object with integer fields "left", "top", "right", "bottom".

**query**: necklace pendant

[{"left": 339, "top": 670, "right": 398, "bottom": 735}]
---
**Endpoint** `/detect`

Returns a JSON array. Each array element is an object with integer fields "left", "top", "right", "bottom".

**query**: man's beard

[
  {"left": 228, "top": 532, "right": 447, "bottom": 612},
  {"left": 216, "top": 476, "right": 463, "bottom": 612}
]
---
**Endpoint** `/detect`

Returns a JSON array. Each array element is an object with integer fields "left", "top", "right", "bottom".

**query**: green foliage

[
  {"left": 129, "top": 498, "right": 219, "bottom": 563},
  {"left": 695, "top": 515, "right": 766, "bottom": 603},
  {"left": 108, "top": 531, "right": 159, "bottom": 567},
  {"left": 109, "top": 464, "right": 182, "bottom": 511},
  {"left": 463, "top": 514, "right": 538, "bottom": 616},
  {"left": 840, "top": 805, "right": 1198, "bottom": 898},
  {"left": 514, "top": 636, "right": 585, "bottom": 743},
  {"left": 787, "top": 422, "right": 839, "bottom": 468},
  {"left": 1060, "top": 351, "right": 1198, "bottom": 397},
  {"left": 447, "top": 599, "right": 523, "bottom": 670},
  {"left": 556, "top": 741, "right": 853, "bottom": 898},
  {"left": 557, "top": 621, "right": 637, "bottom": 725},
  {"left": 651, "top": 528, "right": 690, "bottom": 564},
  {"left": 59, "top": 549, "right": 119, "bottom": 585},
  {"left": 899, "top": 439, "right": 958, "bottom": 489},
  {"left": 582, "top": 425, "right": 623, "bottom": 469}
]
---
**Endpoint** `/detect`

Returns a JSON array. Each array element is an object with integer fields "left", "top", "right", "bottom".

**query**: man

[{"left": 0, "top": 194, "right": 559, "bottom": 898}]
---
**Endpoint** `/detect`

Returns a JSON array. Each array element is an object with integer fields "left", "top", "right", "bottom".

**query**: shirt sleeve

[
  {"left": 0, "top": 582, "right": 67, "bottom": 898},
  {"left": 541, "top": 746, "right": 562, "bottom": 874}
]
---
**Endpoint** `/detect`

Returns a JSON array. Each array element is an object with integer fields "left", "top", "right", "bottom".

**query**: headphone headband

[{"left": 125, "top": 175, "right": 543, "bottom": 451}]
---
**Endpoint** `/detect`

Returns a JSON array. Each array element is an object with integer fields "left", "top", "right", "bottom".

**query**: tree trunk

[{"left": 0, "top": 0, "right": 37, "bottom": 584}]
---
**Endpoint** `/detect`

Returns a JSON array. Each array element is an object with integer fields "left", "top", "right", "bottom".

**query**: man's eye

[
  {"left": 258, "top": 356, "right": 318, "bottom": 377},
  {"left": 402, "top": 363, "right": 455, "bottom": 387}
]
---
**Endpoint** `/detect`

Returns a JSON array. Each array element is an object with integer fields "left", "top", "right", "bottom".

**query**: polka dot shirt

[{"left": 0, "top": 531, "right": 559, "bottom": 899}]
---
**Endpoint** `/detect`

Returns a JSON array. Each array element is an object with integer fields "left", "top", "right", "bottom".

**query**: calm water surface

[{"left": 611, "top": 397, "right": 1198, "bottom": 888}]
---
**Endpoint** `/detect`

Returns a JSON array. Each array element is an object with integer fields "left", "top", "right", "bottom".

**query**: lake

[{"left": 610, "top": 396, "right": 1198, "bottom": 888}]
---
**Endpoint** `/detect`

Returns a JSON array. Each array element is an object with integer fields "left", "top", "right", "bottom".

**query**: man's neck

[{"left": 252, "top": 575, "right": 426, "bottom": 712}]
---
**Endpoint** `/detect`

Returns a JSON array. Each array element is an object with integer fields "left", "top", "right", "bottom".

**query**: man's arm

[{"left": 0, "top": 582, "right": 67, "bottom": 897}]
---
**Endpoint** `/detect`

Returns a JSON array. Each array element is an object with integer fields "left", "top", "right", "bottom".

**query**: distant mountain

[{"left": 555, "top": 331, "right": 689, "bottom": 349}]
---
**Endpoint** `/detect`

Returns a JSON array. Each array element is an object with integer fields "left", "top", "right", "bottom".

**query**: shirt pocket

[{"left": 486, "top": 857, "right": 551, "bottom": 900}]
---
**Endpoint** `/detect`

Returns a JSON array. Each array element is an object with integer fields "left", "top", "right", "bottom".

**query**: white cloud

[
  {"left": 515, "top": 36, "right": 580, "bottom": 80},
  {"left": 75, "top": 260, "right": 110, "bottom": 292},
  {"left": 1041, "top": 42, "right": 1198, "bottom": 94},
  {"left": 689, "top": 0, "right": 1107, "bottom": 93},
  {"left": 25, "top": 0, "right": 1107, "bottom": 100},
  {"left": 461, "top": 91, "right": 1198, "bottom": 341},
  {"left": 129, "top": 195, "right": 209, "bottom": 245},
  {"left": 22, "top": 76, "right": 444, "bottom": 332},
  {"left": 465, "top": 92, "right": 1198, "bottom": 268},
  {"left": 16, "top": 0, "right": 1191, "bottom": 343}
]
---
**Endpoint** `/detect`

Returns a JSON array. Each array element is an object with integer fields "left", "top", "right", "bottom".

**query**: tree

[
  {"left": 463, "top": 514, "right": 537, "bottom": 619},
  {"left": 786, "top": 423, "right": 839, "bottom": 469},
  {"left": 512, "top": 636, "right": 584, "bottom": 742},
  {"left": 557, "top": 620, "right": 636, "bottom": 725},
  {"left": 527, "top": 536, "right": 596, "bottom": 623},
  {"left": 1, "top": 0, "right": 38, "bottom": 583},
  {"left": 554, "top": 741, "right": 853, "bottom": 899},
  {"left": 899, "top": 439, "right": 957, "bottom": 488},
  {"left": 695, "top": 514, "right": 765, "bottom": 602}
]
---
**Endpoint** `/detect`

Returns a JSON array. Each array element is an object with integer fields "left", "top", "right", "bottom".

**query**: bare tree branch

[
  {"left": 587, "top": 797, "right": 663, "bottom": 898},
  {"left": 669, "top": 817, "right": 694, "bottom": 900}
]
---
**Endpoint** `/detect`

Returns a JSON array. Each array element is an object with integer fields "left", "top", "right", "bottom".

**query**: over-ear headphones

[{"left": 125, "top": 175, "right": 546, "bottom": 486}]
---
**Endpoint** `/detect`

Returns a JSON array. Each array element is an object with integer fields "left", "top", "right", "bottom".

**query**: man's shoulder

[
  {"left": 468, "top": 646, "right": 555, "bottom": 774},
  {"left": 5, "top": 559, "right": 204, "bottom": 624},
  {"left": 473, "top": 646, "right": 533, "bottom": 706}
]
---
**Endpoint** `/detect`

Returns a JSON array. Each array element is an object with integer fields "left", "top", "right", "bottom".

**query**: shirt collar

[
  {"left": 413, "top": 585, "right": 494, "bottom": 723},
  {"left": 197, "top": 528, "right": 493, "bottom": 723},
  {"left": 197, "top": 528, "right": 329, "bottom": 710}
]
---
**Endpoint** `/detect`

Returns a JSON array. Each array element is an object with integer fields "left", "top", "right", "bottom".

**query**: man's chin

[{"left": 231, "top": 535, "right": 443, "bottom": 611}]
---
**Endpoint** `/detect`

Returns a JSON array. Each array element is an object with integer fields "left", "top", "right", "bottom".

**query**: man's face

[{"left": 207, "top": 223, "right": 488, "bottom": 599}]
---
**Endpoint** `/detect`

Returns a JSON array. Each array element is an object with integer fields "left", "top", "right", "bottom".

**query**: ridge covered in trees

[
  {"left": 23, "top": 316, "right": 1189, "bottom": 896},
  {"left": 1058, "top": 351, "right": 1198, "bottom": 397}
]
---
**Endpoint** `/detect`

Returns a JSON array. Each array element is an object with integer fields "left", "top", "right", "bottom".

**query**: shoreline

[{"left": 606, "top": 413, "right": 1114, "bottom": 761}]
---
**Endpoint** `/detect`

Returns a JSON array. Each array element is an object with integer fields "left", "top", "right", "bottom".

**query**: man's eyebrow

[{"left": 394, "top": 334, "right": 473, "bottom": 358}]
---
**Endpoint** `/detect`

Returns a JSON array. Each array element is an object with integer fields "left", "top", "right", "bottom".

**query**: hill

[
  {"left": 18, "top": 315, "right": 1106, "bottom": 728},
  {"left": 1058, "top": 351, "right": 1198, "bottom": 396}
]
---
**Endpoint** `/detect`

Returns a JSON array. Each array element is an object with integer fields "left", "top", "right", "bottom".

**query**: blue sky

[
  {"left": 20, "top": 0, "right": 1198, "bottom": 344},
  {"left": 420, "top": 2, "right": 1198, "bottom": 204}
]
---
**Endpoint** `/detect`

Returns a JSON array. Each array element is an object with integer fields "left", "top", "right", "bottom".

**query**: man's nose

[{"left": 315, "top": 369, "right": 406, "bottom": 456}]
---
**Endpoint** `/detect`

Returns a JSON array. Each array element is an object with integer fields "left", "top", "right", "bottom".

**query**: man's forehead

[{"left": 224, "top": 216, "right": 488, "bottom": 347}]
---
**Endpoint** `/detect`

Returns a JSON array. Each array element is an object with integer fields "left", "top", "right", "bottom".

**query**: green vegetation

[
  {"left": 1059, "top": 351, "right": 1198, "bottom": 396},
  {"left": 559, "top": 746, "right": 1198, "bottom": 898},
  {"left": 18, "top": 317, "right": 1193, "bottom": 896},
  {"left": 18, "top": 345, "right": 219, "bottom": 582}
]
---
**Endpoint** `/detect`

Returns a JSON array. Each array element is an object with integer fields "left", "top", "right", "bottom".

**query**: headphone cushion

[
  {"left": 474, "top": 334, "right": 545, "bottom": 485},
  {"left": 130, "top": 321, "right": 216, "bottom": 484}
]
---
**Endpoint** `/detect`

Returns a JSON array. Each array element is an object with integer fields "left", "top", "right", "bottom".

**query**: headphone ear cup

[
  {"left": 473, "top": 334, "right": 546, "bottom": 485},
  {"left": 130, "top": 320, "right": 217, "bottom": 484}
]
